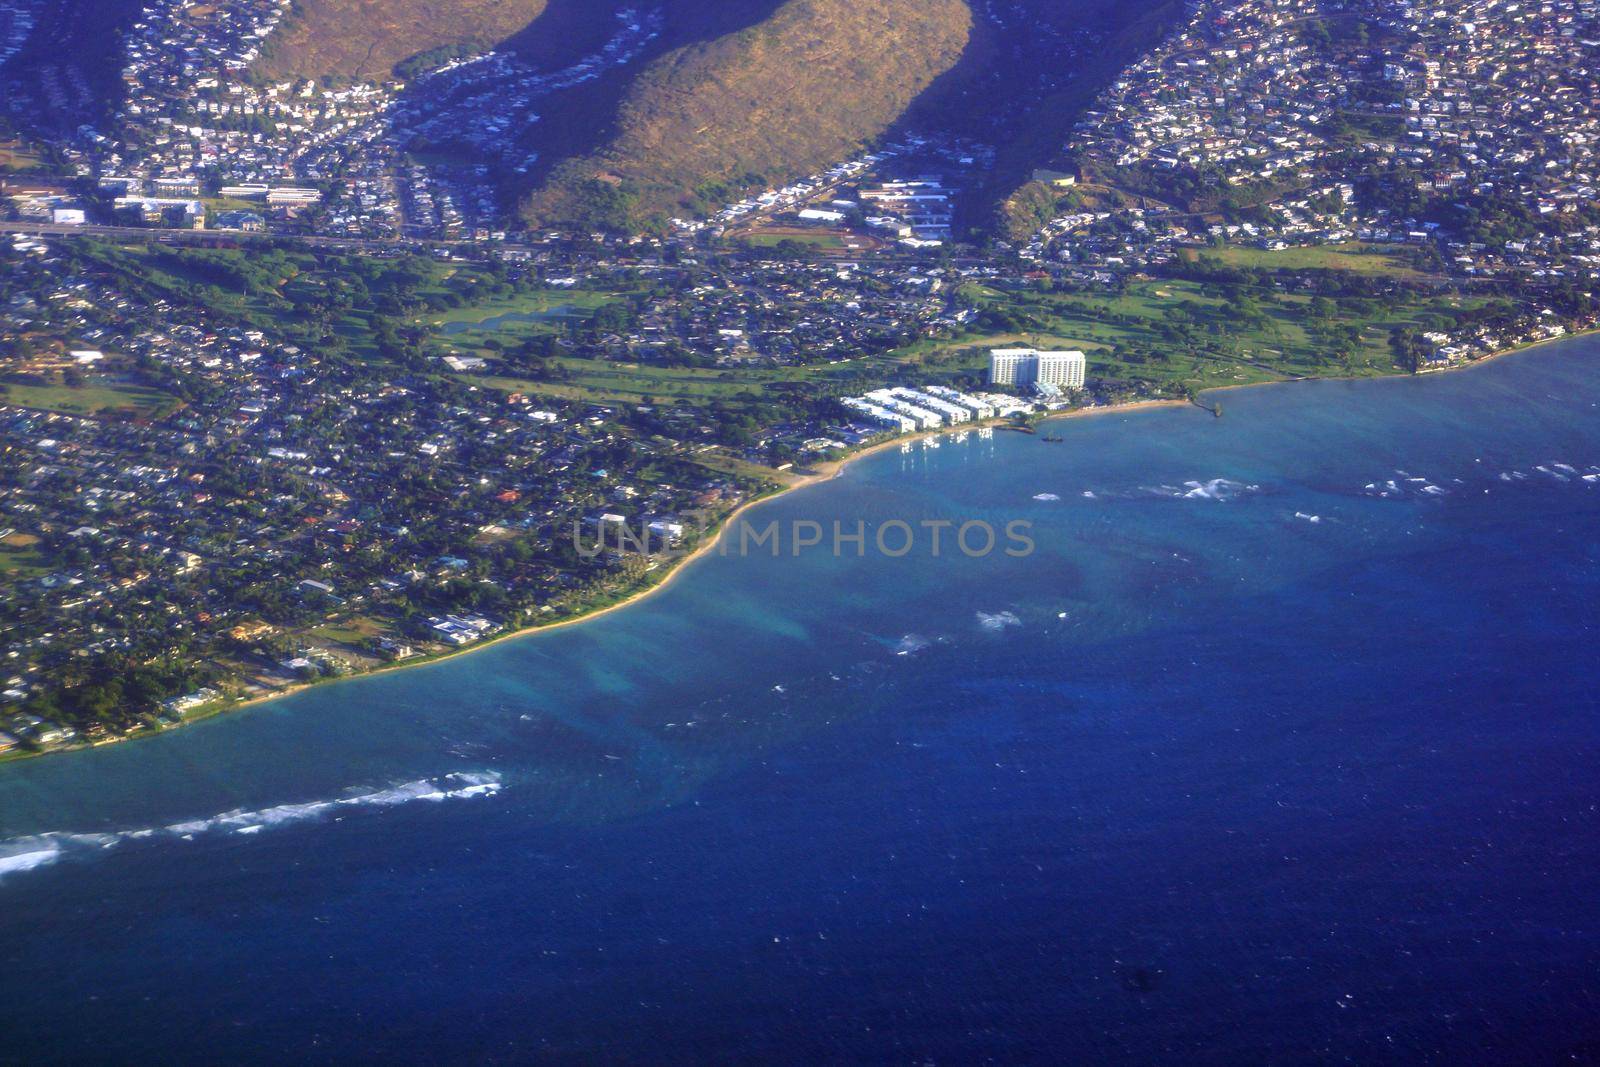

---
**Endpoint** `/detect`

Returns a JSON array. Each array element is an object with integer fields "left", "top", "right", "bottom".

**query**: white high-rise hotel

[{"left": 988, "top": 348, "right": 1087, "bottom": 389}]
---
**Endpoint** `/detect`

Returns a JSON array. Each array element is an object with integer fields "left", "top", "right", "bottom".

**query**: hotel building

[{"left": 988, "top": 348, "right": 1087, "bottom": 389}]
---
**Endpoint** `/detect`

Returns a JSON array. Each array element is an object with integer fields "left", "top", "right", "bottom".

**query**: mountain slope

[
  {"left": 254, "top": 0, "right": 550, "bottom": 81},
  {"left": 521, "top": 0, "right": 972, "bottom": 229},
  {"left": 0, "top": 0, "right": 146, "bottom": 129},
  {"left": 990, "top": 0, "right": 1179, "bottom": 239}
]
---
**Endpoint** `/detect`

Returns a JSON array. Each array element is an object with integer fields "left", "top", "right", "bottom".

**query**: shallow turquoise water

[{"left": 2, "top": 341, "right": 1598, "bottom": 1063}]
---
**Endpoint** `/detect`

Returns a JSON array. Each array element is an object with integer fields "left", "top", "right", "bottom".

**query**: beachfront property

[
  {"left": 843, "top": 386, "right": 1009, "bottom": 433},
  {"left": 923, "top": 385, "right": 995, "bottom": 419},
  {"left": 842, "top": 397, "right": 918, "bottom": 432},
  {"left": 989, "top": 348, "right": 1087, "bottom": 389},
  {"left": 428, "top": 614, "right": 498, "bottom": 645},
  {"left": 863, "top": 389, "right": 942, "bottom": 430},
  {"left": 889, "top": 388, "right": 970, "bottom": 425},
  {"left": 160, "top": 688, "right": 220, "bottom": 717}
]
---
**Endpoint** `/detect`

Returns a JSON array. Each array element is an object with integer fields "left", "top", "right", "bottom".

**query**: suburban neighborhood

[{"left": 3, "top": 0, "right": 1600, "bottom": 748}]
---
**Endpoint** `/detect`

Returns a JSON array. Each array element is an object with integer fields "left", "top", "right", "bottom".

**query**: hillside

[
  {"left": 991, "top": 0, "right": 1179, "bottom": 240},
  {"left": 0, "top": 0, "right": 147, "bottom": 129},
  {"left": 520, "top": 0, "right": 972, "bottom": 229},
  {"left": 235, "top": 0, "right": 1169, "bottom": 235},
  {"left": 254, "top": 0, "right": 550, "bottom": 81}
]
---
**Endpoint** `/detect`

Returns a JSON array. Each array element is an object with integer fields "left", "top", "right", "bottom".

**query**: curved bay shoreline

[{"left": 3, "top": 329, "right": 1589, "bottom": 767}]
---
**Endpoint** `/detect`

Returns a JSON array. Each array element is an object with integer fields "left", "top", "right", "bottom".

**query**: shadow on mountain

[
  {"left": 2, "top": 0, "right": 144, "bottom": 132},
  {"left": 394, "top": 0, "right": 1177, "bottom": 234},
  {"left": 500, "top": 0, "right": 635, "bottom": 68},
  {"left": 496, "top": 0, "right": 788, "bottom": 188},
  {"left": 889, "top": 0, "right": 1181, "bottom": 235}
]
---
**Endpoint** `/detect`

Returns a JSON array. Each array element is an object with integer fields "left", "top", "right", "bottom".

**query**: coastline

[
  {"left": 150, "top": 395, "right": 1204, "bottom": 723},
  {"left": 0, "top": 445, "right": 875, "bottom": 765},
  {"left": 3, "top": 326, "right": 1589, "bottom": 767}
]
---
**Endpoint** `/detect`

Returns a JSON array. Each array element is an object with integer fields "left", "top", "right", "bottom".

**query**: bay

[{"left": 2, "top": 340, "right": 1598, "bottom": 1064}]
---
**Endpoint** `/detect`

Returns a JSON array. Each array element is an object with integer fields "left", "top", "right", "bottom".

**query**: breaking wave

[
  {"left": 0, "top": 845, "right": 62, "bottom": 880},
  {"left": 977, "top": 610, "right": 1022, "bottom": 632},
  {"left": 895, "top": 633, "right": 932, "bottom": 655},
  {"left": 1183, "top": 478, "right": 1257, "bottom": 501},
  {"left": 1032, "top": 493, "right": 1062, "bottom": 502},
  {"left": 1143, "top": 478, "right": 1260, "bottom": 502},
  {"left": 1366, "top": 461, "right": 1598, "bottom": 498},
  {"left": 0, "top": 771, "right": 503, "bottom": 886}
]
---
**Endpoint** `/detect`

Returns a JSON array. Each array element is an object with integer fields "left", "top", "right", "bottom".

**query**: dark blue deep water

[{"left": 3, "top": 342, "right": 1599, "bottom": 1064}]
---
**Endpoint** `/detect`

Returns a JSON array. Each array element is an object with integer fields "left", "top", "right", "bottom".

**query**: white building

[
  {"left": 989, "top": 348, "right": 1086, "bottom": 389},
  {"left": 842, "top": 397, "right": 916, "bottom": 432},
  {"left": 864, "top": 389, "right": 943, "bottom": 429},
  {"left": 266, "top": 187, "right": 323, "bottom": 206},
  {"left": 924, "top": 385, "right": 995, "bottom": 419},
  {"left": 892, "top": 388, "right": 970, "bottom": 424}
]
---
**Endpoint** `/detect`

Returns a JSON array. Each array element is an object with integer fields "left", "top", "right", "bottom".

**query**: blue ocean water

[{"left": 2, "top": 341, "right": 1599, "bottom": 1064}]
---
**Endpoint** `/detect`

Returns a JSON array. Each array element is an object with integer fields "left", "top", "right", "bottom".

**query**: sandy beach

[{"left": 7, "top": 327, "right": 1587, "bottom": 765}]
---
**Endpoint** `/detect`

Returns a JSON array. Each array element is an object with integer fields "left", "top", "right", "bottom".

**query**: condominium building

[{"left": 989, "top": 348, "right": 1086, "bottom": 389}]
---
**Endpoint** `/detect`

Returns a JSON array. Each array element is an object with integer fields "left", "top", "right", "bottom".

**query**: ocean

[{"left": 2, "top": 340, "right": 1598, "bottom": 1063}]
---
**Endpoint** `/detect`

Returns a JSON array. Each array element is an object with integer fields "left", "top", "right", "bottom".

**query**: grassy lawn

[
  {"left": 692, "top": 448, "right": 812, "bottom": 486},
  {"left": 453, "top": 270, "right": 1458, "bottom": 414},
  {"left": 471, "top": 367, "right": 768, "bottom": 407},
  {"left": 201, "top": 196, "right": 266, "bottom": 214},
  {"left": 0, "top": 376, "right": 180, "bottom": 419},
  {"left": 954, "top": 277, "right": 1485, "bottom": 393},
  {"left": 0, "top": 143, "right": 46, "bottom": 171},
  {"left": 307, "top": 615, "right": 390, "bottom": 646},
  {"left": 467, "top": 354, "right": 871, "bottom": 411},
  {"left": 80, "top": 242, "right": 479, "bottom": 348},
  {"left": 740, "top": 231, "right": 849, "bottom": 250},
  {"left": 0, "top": 534, "right": 49, "bottom": 578},
  {"left": 425, "top": 288, "right": 619, "bottom": 334},
  {"left": 1185, "top": 242, "right": 1432, "bottom": 279}
]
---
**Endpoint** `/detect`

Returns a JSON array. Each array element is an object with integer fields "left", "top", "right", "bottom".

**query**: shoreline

[
  {"left": 194, "top": 392, "right": 1208, "bottom": 721},
  {"left": 4, "top": 326, "right": 1589, "bottom": 767}
]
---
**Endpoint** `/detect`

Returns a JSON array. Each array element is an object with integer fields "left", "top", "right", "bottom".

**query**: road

[
  {"left": 0, "top": 219, "right": 519, "bottom": 256},
  {"left": 0, "top": 218, "right": 987, "bottom": 268}
]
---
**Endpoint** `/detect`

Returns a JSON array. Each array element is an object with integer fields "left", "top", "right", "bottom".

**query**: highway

[
  {"left": 0, "top": 219, "right": 518, "bottom": 256},
  {"left": 0, "top": 218, "right": 984, "bottom": 268}
]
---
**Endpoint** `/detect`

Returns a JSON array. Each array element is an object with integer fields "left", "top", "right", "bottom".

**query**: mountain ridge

[
  {"left": 518, "top": 0, "right": 973, "bottom": 229},
  {"left": 254, "top": 0, "right": 552, "bottom": 82}
]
